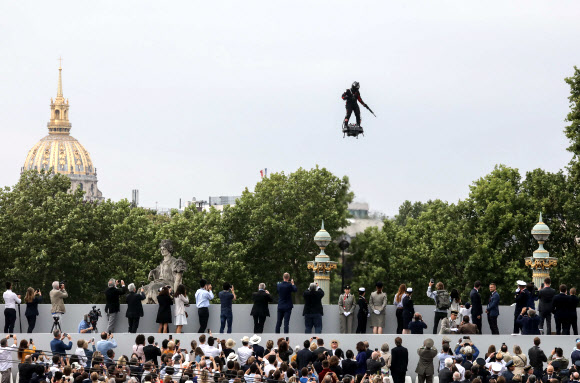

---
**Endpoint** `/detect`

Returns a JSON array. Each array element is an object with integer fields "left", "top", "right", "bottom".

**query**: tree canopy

[{"left": 2, "top": 67, "right": 580, "bottom": 305}]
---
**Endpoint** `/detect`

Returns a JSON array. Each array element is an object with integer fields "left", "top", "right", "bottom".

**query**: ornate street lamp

[
  {"left": 525, "top": 213, "right": 558, "bottom": 288},
  {"left": 307, "top": 220, "right": 337, "bottom": 305}
]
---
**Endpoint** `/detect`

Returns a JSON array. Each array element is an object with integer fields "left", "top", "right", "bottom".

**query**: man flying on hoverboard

[{"left": 341, "top": 81, "right": 375, "bottom": 138}]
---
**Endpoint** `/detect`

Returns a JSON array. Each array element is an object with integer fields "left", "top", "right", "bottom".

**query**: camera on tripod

[{"left": 88, "top": 306, "right": 102, "bottom": 331}]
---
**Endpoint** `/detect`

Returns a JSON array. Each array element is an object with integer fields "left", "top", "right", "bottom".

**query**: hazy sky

[{"left": 1, "top": 1, "right": 579, "bottom": 216}]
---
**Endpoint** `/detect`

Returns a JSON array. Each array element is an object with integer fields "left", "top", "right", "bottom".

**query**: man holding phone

[
  {"left": 276, "top": 273, "right": 297, "bottom": 334},
  {"left": 195, "top": 279, "right": 214, "bottom": 333},
  {"left": 0, "top": 335, "right": 18, "bottom": 383}
]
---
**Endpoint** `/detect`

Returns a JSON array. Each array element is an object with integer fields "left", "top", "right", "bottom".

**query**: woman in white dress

[{"left": 174, "top": 284, "right": 189, "bottom": 334}]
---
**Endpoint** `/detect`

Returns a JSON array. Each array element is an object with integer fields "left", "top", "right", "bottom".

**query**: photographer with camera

[
  {"left": 104, "top": 278, "right": 127, "bottom": 333},
  {"left": 23, "top": 287, "right": 42, "bottom": 333},
  {"left": 50, "top": 281, "right": 68, "bottom": 322},
  {"left": 96, "top": 332, "right": 117, "bottom": 356},
  {"left": 126, "top": 283, "right": 146, "bottom": 333},
  {"left": 3, "top": 282, "right": 21, "bottom": 333},
  {"left": 408, "top": 312, "right": 428, "bottom": 334},
  {"left": 517, "top": 307, "right": 541, "bottom": 335},
  {"left": 195, "top": 279, "right": 214, "bottom": 333},
  {"left": 78, "top": 314, "right": 94, "bottom": 333},
  {"left": 0, "top": 335, "right": 18, "bottom": 383},
  {"left": 50, "top": 330, "right": 72, "bottom": 359}
]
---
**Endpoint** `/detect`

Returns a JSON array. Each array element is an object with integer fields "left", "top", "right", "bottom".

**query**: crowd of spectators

[
  {"left": 2, "top": 276, "right": 580, "bottom": 336},
  {"left": 2, "top": 332, "right": 580, "bottom": 383}
]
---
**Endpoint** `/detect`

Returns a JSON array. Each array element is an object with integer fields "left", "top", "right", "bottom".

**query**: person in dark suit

[
  {"left": 24, "top": 287, "right": 42, "bottom": 333},
  {"left": 251, "top": 283, "right": 273, "bottom": 333},
  {"left": 125, "top": 283, "right": 146, "bottom": 333},
  {"left": 391, "top": 337, "right": 408, "bottom": 383},
  {"left": 514, "top": 280, "right": 530, "bottom": 334},
  {"left": 503, "top": 361, "right": 516, "bottom": 383},
  {"left": 275, "top": 273, "right": 297, "bottom": 334},
  {"left": 104, "top": 278, "right": 127, "bottom": 333},
  {"left": 528, "top": 336, "right": 547, "bottom": 377},
  {"left": 470, "top": 281, "right": 483, "bottom": 334},
  {"left": 297, "top": 339, "right": 315, "bottom": 370},
  {"left": 313, "top": 338, "right": 329, "bottom": 355},
  {"left": 538, "top": 278, "right": 556, "bottom": 335},
  {"left": 516, "top": 308, "right": 541, "bottom": 335},
  {"left": 303, "top": 283, "right": 325, "bottom": 334},
  {"left": 438, "top": 359, "right": 453, "bottom": 383},
  {"left": 552, "top": 284, "right": 570, "bottom": 335},
  {"left": 416, "top": 338, "right": 437, "bottom": 383},
  {"left": 356, "top": 288, "right": 369, "bottom": 334},
  {"left": 342, "top": 350, "right": 358, "bottom": 377},
  {"left": 402, "top": 288, "right": 415, "bottom": 334},
  {"left": 486, "top": 283, "right": 500, "bottom": 334},
  {"left": 143, "top": 336, "right": 161, "bottom": 367}
]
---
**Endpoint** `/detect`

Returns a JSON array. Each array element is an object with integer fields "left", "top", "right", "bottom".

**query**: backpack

[{"left": 436, "top": 290, "right": 451, "bottom": 310}]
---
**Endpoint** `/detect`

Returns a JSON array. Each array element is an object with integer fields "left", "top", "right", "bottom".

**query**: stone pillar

[{"left": 307, "top": 221, "right": 337, "bottom": 305}]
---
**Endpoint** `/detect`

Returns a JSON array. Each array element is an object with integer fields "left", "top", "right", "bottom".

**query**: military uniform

[{"left": 338, "top": 287, "right": 356, "bottom": 333}]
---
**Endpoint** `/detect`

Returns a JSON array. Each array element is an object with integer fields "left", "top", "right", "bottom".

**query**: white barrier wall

[
  {"left": 2, "top": 333, "right": 578, "bottom": 380},
  {"left": 0, "top": 304, "right": 564, "bottom": 335}
]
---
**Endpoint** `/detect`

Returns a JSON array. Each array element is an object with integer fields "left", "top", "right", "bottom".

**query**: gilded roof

[
  {"left": 23, "top": 65, "right": 97, "bottom": 177},
  {"left": 23, "top": 134, "right": 95, "bottom": 176}
]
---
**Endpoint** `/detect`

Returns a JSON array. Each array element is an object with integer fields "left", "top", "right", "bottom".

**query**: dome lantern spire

[
  {"left": 48, "top": 59, "right": 71, "bottom": 135},
  {"left": 57, "top": 57, "right": 63, "bottom": 98}
]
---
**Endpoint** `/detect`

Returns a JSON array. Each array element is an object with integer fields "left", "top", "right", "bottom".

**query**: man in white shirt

[
  {"left": 198, "top": 334, "right": 209, "bottom": 354},
  {"left": 3, "top": 282, "right": 21, "bottom": 333},
  {"left": 453, "top": 356, "right": 466, "bottom": 380},
  {"left": 204, "top": 337, "right": 222, "bottom": 358},
  {"left": 0, "top": 335, "right": 18, "bottom": 383},
  {"left": 237, "top": 336, "right": 254, "bottom": 365}
]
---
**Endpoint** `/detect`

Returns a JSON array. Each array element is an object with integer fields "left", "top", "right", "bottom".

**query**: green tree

[{"left": 223, "top": 166, "right": 353, "bottom": 302}]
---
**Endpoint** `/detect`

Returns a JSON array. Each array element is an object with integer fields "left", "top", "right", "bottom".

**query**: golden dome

[
  {"left": 23, "top": 134, "right": 96, "bottom": 176},
  {"left": 22, "top": 64, "right": 103, "bottom": 200}
]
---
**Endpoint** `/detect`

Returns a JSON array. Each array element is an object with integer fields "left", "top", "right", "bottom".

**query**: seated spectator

[{"left": 458, "top": 316, "right": 478, "bottom": 334}]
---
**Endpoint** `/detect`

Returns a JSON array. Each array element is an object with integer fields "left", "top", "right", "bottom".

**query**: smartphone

[
  {"left": 285, "top": 337, "right": 289, "bottom": 342},
  {"left": 207, "top": 329, "right": 211, "bottom": 333},
  {"left": 169, "top": 335, "right": 173, "bottom": 340},
  {"left": 9, "top": 335, "right": 13, "bottom": 338},
  {"left": 30, "top": 338, "right": 33, "bottom": 344}
]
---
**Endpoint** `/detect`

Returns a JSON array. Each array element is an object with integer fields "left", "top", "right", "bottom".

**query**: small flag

[
  {"left": 260, "top": 170, "right": 264, "bottom": 178},
  {"left": 265, "top": 168, "right": 268, "bottom": 177}
]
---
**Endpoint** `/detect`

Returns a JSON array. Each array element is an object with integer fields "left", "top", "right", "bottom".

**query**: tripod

[
  {"left": 17, "top": 303, "right": 22, "bottom": 333},
  {"left": 50, "top": 315, "right": 62, "bottom": 333}
]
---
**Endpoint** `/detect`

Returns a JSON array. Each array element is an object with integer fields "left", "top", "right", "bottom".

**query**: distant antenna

[
  {"left": 131, "top": 189, "right": 139, "bottom": 207},
  {"left": 179, "top": 198, "right": 182, "bottom": 210}
]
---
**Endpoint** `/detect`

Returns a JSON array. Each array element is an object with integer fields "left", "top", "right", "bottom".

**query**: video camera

[{"left": 88, "top": 306, "right": 102, "bottom": 331}]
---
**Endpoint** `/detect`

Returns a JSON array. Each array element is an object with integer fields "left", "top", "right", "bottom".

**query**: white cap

[
  {"left": 492, "top": 363, "right": 502, "bottom": 372},
  {"left": 407, "top": 288, "right": 413, "bottom": 293},
  {"left": 517, "top": 280, "right": 527, "bottom": 286},
  {"left": 359, "top": 287, "right": 365, "bottom": 292}
]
